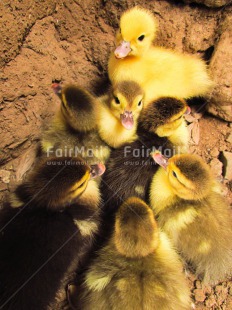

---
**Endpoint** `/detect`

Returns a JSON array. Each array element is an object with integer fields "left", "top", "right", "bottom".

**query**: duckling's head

[
  {"left": 114, "top": 197, "right": 159, "bottom": 258},
  {"left": 53, "top": 83, "right": 97, "bottom": 132},
  {"left": 108, "top": 80, "right": 144, "bottom": 130},
  {"left": 114, "top": 7, "right": 157, "bottom": 59},
  {"left": 13, "top": 157, "right": 105, "bottom": 210},
  {"left": 152, "top": 152, "right": 213, "bottom": 200},
  {"left": 139, "top": 97, "right": 190, "bottom": 136}
]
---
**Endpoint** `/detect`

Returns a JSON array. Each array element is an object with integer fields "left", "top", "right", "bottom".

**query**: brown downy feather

[
  {"left": 140, "top": 97, "right": 190, "bottom": 153},
  {"left": 41, "top": 84, "right": 110, "bottom": 165}
]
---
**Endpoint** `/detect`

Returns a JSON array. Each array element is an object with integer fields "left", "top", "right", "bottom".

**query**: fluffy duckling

[
  {"left": 150, "top": 152, "right": 232, "bottom": 284},
  {"left": 101, "top": 97, "right": 190, "bottom": 216},
  {"left": 41, "top": 84, "right": 110, "bottom": 165},
  {"left": 0, "top": 156, "right": 105, "bottom": 309},
  {"left": 74, "top": 197, "right": 191, "bottom": 310},
  {"left": 139, "top": 96, "right": 190, "bottom": 153},
  {"left": 98, "top": 80, "right": 144, "bottom": 148},
  {"left": 108, "top": 7, "right": 213, "bottom": 105}
]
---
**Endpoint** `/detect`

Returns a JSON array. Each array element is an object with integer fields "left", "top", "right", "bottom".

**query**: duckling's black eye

[
  {"left": 114, "top": 96, "right": 120, "bottom": 104},
  {"left": 138, "top": 100, "right": 142, "bottom": 107},
  {"left": 172, "top": 171, "right": 177, "bottom": 178},
  {"left": 138, "top": 35, "right": 145, "bottom": 41}
]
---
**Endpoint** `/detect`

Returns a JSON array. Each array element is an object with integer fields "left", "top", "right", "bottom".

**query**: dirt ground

[{"left": 0, "top": 0, "right": 232, "bottom": 309}]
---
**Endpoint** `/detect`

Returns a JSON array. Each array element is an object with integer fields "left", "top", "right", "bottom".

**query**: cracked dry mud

[{"left": 0, "top": 0, "right": 232, "bottom": 309}]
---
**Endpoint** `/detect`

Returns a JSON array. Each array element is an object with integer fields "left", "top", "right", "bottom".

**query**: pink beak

[
  {"left": 114, "top": 41, "right": 131, "bottom": 59},
  {"left": 90, "top": 163, "right": 106, "bottom": 178},
  {"left": 185, "top": 106, "right": 191, "bottom": 115},
  {"left": 52, "top": 83, "right": 62, "bottom": 96},
  {"left": 120, "top": 111, "right": 134, "bottom": 130},
  {"left": 151, "top": 151, "right": 169, "bottom": 170}
]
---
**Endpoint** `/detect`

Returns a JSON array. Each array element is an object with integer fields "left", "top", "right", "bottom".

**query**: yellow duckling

[
  {"left": 150, "top": 152, "right": 232, "bottom": 284},
  {"left": 0, "top": 156, "right": 105, "bottom": 309},
  {"left": 108, "top": 6, "right": 213, "bottom": 105},
  {"left": 41, "top": 84, "right": 110, "bottom": 165},
  {"left": 73, "top": 197, "right": 191, "bottom": 310},
  {"left": 98, "top": 80, "right": 144, "bottom": 148}
]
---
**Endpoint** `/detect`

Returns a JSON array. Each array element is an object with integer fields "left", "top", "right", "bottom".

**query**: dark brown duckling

[
  {"left": 0, "top": 156, "right": 105, "bottom": 309},
  {"left": 41, "top": 84, "right": 110, "bottom": 165}
]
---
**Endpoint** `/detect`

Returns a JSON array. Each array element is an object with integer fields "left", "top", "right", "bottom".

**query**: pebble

[
  {"left": 209, "top": 158, "right": 223, "bottom": 178},
  {"left": 205, "top": 294, "right": 216, "bottom": 307},
  {"left": 215, "top": 284, "right": 228, "bottom": 305},
  {"left": 221, "top": 151, "right": 232, "bottom": 180},
  {"left": 193, "top": 288, "right": 206, "bottom": 302}
]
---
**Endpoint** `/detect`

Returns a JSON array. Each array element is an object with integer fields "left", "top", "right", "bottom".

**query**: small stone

[
  {"left": 209, "top": 158, "right": 223, "bottom": 178},
  {"left": 215, "top": 285, "right": 227, "bottom": 294},
  {"left": 194, "top": 288, "right": 206, "bottom": 302},
  {"left": 0, "top": 170, "right": 11, "bottom": 184},
  {"left": 220, "top": 151, "right": 232, "bottom": 180},
  {"left": 205, "top": 294, "right": 216, "bottom": 307},
  {"left": 215, "top": 284, "right": 228, "bottom": 305}
]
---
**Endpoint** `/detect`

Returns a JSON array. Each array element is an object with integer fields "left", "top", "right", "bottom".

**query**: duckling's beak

[
  {"left": 151, "top": 151, "right": 169, "bottom": 170},
  {"left": 52, "top": 83, "right": 62, "bottom": 98},
  {"left": 90, "top": 163, "right": 106, "bottom": 179},
  {"left": 120, "top": 111, "right": 134, "bottom": 130},
  {"left": 185, "top": 106, "right": 191, "bottom": 115},
  {"left": 114, "top": 41, "right": 131, "bottom": 59}
]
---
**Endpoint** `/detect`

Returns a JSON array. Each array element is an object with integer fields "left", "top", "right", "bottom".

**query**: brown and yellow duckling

[
  {"left": 108, "top": 7, "right": 213, "bottom": 105},
  {"left": 98, "top": 80, "right": 144, "bottom": 148},
  {"left": 150, "top": 152, "right": 232, "bottom": 284},
  {"left": 73, "top": 197, "right": 191, "bottom": 310},
  {"left": 41, "top": 84, "right": 110, "bottom": 165},
  {"left": 0, "top": 156, "right": 105, "bottom": 309},
  {"left": 139, "top": 96, "right": 190, "bottom": 153}
]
